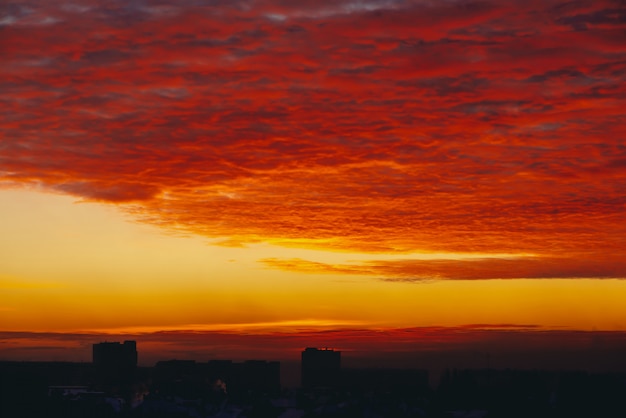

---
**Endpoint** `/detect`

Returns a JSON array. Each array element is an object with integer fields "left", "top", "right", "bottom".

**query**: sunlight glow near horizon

[{"left": 2, "top": 188, "right": 626, "bottom": 334}]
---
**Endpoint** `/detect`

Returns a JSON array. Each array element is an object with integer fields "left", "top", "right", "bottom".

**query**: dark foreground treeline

[{"left": 1, "top": 361, "right": 625, "bottom": 417}]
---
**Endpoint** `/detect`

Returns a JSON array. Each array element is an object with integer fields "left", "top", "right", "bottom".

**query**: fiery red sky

[{"left": 1, "top": 0, "right": 625, "bottom": 363}]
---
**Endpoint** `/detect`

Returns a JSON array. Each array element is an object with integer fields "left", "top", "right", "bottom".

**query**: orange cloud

[
  {"left": 1, "top": 0, "right": 625, "bottom": 274},
  {"left": 261, "top": 255, "right": 626, "bottom": 280}
]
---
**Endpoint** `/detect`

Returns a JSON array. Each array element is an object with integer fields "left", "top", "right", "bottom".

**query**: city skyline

[{"left": 1, "top": 0, "right": 626, "bottom": 363}]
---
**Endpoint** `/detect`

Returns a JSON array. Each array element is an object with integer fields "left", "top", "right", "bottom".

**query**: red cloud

[
  {"left": 261, "top": 255, "right": 626, "bottom": 280},
  {"left": 1, "top": 0, "right": 625, "bottom": 272}
]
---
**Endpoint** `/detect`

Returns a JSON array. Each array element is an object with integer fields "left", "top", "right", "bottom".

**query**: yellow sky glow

[{"left": 2, "top": 189, "right": 626, "bottom": 334}]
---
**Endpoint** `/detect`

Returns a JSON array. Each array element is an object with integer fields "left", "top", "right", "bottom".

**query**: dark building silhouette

[
  {"left": 93, "top": 340, "right": 137, "bottom": 369},
  {"left": 153, "top": 359, "right": 281, "bottom": 398},
  {"left": 301, "top": 347, "right": 341, "bottom": 389},
  {"left": 340, "top": 367, "right": 429, "bottom": 394},
  {"left": 92, "top": 341, "right": 137, "bottom": 384},
  {"left": 237, "top": 360, "right": 281, "bottom": 394}
]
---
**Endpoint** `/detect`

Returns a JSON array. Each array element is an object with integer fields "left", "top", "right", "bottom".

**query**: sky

[{"left": 1, "top": 0, "right": 626, "bottom": 366}]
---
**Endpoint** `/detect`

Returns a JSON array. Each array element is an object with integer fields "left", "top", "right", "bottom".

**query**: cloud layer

[{"left": 1, "top": 0, "right": 625, "bottom": 278}]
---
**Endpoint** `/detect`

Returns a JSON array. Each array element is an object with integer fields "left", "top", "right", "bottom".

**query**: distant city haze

[{"left": 3, "top": 328, "right": 626, "bottom": 388}]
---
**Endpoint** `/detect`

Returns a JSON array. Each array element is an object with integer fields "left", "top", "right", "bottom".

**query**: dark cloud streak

[{"left": 3, "top": 327, "right": 626, "bottom": 372}]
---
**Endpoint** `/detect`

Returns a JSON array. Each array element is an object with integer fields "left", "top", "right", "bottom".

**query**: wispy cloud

[{"left": 261, "top": 255, "right": 626, "bottom": 280}]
